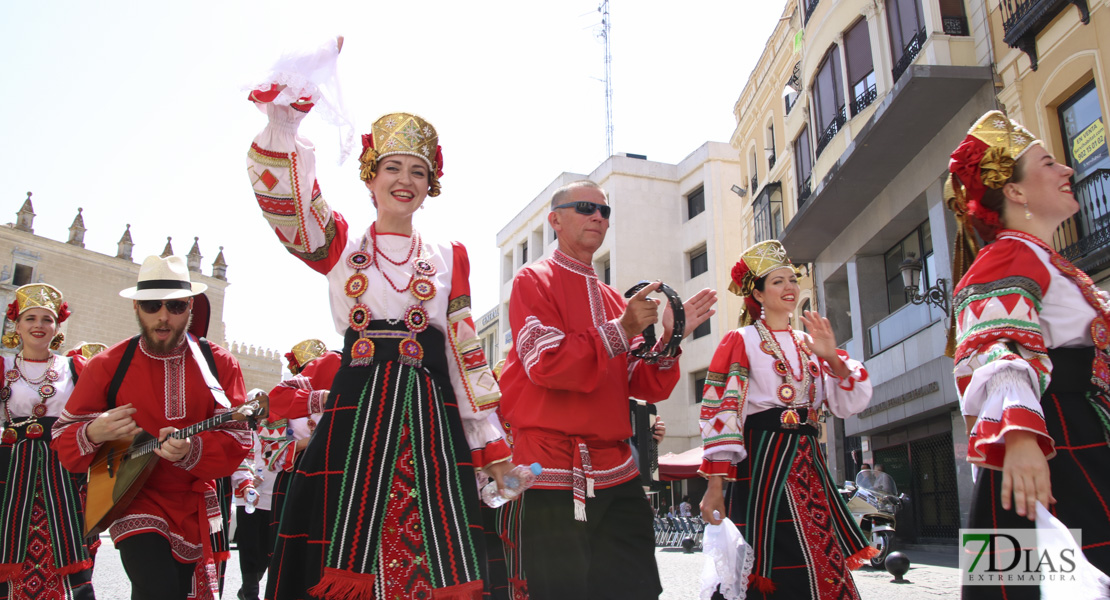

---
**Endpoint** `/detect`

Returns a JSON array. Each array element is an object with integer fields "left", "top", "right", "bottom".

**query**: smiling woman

[
  {"left": 245, "top": 41, "right": 511, "bottom": 600},
  {"left": 698, "top": 240, "right": 875, "bottom": 599}
]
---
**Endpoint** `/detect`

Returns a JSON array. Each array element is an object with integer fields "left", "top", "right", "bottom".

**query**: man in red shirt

[
  {"left": 53, "top": 256, "right": 252, "bottom": 600},
  {"left": 499, "top": 180, "right": 716, "bottom": 599}
]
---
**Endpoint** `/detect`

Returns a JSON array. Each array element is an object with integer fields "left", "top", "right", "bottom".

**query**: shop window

[{"left": 884, "top": 221, "right": 933, "bottom": 313}]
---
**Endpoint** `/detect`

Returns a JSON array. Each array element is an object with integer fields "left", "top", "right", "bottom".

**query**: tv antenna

[{"left": 599, "top": 0, "right": 613, "bottom": 157}]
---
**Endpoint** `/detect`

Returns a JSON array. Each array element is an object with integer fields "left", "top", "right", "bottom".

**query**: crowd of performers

[{"left": 1, "top": 36, "right": 1108, "bottom": 600}]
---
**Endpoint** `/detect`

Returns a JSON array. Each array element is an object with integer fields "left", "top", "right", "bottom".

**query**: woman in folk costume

[
  {"left": 949, "top": 111, "right": 1110, "bottom": 599},
  {"left": 245, "top": 39, "right": 511, "bottom": 600},
  {"left": 0, "top": 284, "right": 97, "bottom": 600},
  {"left": 698, "top": 241, "right": 874, "bottom": 599}
]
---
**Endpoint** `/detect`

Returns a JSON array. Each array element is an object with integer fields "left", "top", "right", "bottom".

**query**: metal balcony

[
  {"left": 892, "top": 28, "right": 927, "bottom": 83},
  {"left": 804, "top": 0, "right": 820, "bottom": 25},
  {"left": 999, "top": 0, "right": 1089, "bottom": 70},
  {"left": 751, "top": 174, "right": 759, "bottom": 193},
  {"left": 850, "top": 84, "right": 878, "bottom": 116},
  {"left": 815, "top": 106, "right": 847, "bottom": 157},
  {"left": 1055, "top": 169, "right": 1110, "bottom": 271}
]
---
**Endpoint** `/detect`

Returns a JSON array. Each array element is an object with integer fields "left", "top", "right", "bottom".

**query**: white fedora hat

[{"left": 119, "top": 255, "right": 208, "bottom": 300}]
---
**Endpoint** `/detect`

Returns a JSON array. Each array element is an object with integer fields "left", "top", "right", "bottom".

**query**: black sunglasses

[
  {"left": 553, "top": 201, "right": 611, "bottom": 219},
  {"left": 137, "top": 300, "right": 190, "bottom": 315}
]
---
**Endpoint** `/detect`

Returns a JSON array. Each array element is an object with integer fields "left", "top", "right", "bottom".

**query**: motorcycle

[{"left": 839, "top": 470, "right": 908, "bottom": 568}]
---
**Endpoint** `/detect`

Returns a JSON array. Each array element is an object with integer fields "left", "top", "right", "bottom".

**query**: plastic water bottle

[{"left": 481, "top": 463, "right": 543, "bottom": 508}]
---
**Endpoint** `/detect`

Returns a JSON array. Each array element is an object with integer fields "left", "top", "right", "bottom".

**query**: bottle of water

[{"left": 481, "top": 463, "right": 543, "bottom": 508}]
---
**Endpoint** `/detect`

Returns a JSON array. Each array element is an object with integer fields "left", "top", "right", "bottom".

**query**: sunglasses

[
  {"left": 553, "top": 201, "right": 611, "bottom": 219},
  {"left": 137, "top": 300, "right": 190, "bottom": 315}
]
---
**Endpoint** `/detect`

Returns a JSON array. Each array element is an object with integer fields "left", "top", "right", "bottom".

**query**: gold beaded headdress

[
  {"left": 286, "top": 338, "right": 328, "bottom": 374},
  {"left": 729, "top": 240, "right": 798, "bottom": 327},
  {"left": 67, "top": 342, "right": 108, "bottom": 359},
  {"left": 6, "top": 284, "right": 69, "bottom": 322},
  {"left": 358, "top": 112, "right": 443, "bottom": 197}
]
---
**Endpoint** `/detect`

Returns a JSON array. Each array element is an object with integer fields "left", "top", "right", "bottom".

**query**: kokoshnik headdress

[
  {"left": 3, "top": 284, "right": 71, "bottom": 349},
  {"left": 358, "top": 112, "right": 443, "bottom": 197},
  {"left": 944, "top": 110, "right": 1043, "bottom": 356},
  {"left": 286, "top": 338, "right": 328, "bottom": 375},
  {"left": 729, "top": 240, "right": 798, "bottom": 327}
]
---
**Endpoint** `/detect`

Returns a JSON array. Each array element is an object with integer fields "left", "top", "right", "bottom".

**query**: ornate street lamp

[{"left": 899, "top": 253, "right": 949, "bottom": 313}]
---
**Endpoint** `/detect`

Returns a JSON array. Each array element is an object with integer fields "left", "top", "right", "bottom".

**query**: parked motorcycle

[{"left": 839, "top": 470, "right": 908, "bottom": 568}]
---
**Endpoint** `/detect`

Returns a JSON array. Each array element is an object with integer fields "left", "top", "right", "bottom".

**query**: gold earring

[
  {"left": 50, "top": 332, "right": 64, "bottom": 351},
  {"left": 2, "top": 331, "right": 20, "bottom": 348},
  {"left": 1024, "top": 203, "right": 1032, "bottom": 220}
]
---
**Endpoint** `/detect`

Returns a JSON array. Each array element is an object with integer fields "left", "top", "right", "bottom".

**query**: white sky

[{"left": 0, "top": 1, "right": 784, "bottom": 354}]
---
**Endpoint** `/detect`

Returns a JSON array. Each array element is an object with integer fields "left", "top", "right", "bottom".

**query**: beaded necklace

[
  {"left": 754, "top": 319, "right": 820, "bottom": 429},
  {"left": 1, "top": 354, "right": 61, "bottom": 443},
  {"left": 999, "top": 230, "right": 1110, "bottom": 392},
  {"left": 344, "top": 226, "right": 438, "bottom": 368}
]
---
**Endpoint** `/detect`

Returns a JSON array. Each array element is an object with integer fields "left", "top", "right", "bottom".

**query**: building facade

[
  {"left": 2, "top": 193, "right": 281, "bottom": 393},
  {"left": 494, "top": 146, "right": 746, "bottom": 456}
]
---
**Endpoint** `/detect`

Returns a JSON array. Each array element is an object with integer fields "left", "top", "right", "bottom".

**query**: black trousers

[
  {"left": 117, "top": 533, "right": 195, "bottom": 600},
  {"left": 235, "top": 506, "right": 273, "bottom": 575},
  {"left": 521, "top": 479, "right": 661, "bottom": 600}
]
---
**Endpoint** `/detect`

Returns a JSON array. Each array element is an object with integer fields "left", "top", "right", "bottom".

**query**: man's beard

[{"left": 135, "top": 312, "right": 191, "bottom": 354}]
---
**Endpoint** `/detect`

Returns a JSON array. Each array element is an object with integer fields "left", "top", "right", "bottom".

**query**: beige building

[
  {"left": 989, "top": 0, "right": 1110, "bottom": 280},
  {"left": 2, "top": 193, "right": 281, "bottom": 393},
  {"left": 494, "top": 145, "right": 745, "bottom": 457},
  {"left": 729, "top": 0, "right": 1003, "bottom": 543}
]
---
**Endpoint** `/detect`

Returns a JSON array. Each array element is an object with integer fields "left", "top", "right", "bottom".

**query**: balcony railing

[
  {"left": 769, "top": 153, "right": 777, "bottom": 169},
  {"left": 1054, "top": 169, "right": 1110, "bottom": 266},
  {"left": 850, "top": 84, "right": 877, "bottom": 116},
  {"left": 942, "top": 16, "right": 970, "bottom": 36},
  {"left": 798, "top": 175, "right": 812, "bottom": 208},
  {"left": 892, "top": 28, "right": 927, "bottom": 83},
  {"left": 999, "top": 0, "right": 1089, "bottom": 70},
  {"left": 751, "top": 174, "right": 759, "bottom": 193},
  {"left": 815, "top": 105, "right": 847, "bottom": 157},
  {"left": 804, "top": 0, "right": 820, "bottom": 25}
]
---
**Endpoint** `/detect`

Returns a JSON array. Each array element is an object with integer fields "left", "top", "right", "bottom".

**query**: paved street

[{"left": 91, "top": 533, "right": 960, "bottom": 599}]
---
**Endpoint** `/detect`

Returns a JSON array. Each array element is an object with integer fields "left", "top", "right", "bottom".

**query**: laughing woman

[
  {"left": 698, "top": 241, "right": 874, "bottom": 600},
  {"left": 245, "top": 40, "right": 511, "bottom": 600},
  {"left": 948, "top": 111, "right": 1110, "bottom": 599},
  {"left": 0, "top": 284, "right": 96, "bottom": 600}
]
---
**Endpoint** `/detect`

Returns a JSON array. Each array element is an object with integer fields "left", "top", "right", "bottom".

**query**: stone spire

[
  {"left": 117, "top": 224, "right": 134, "bottom": 260},
  {"left": 161, "top": 236, "right": 174, "bottom": 258},
  {"left": 187, "top": 237, "right": 203, "bottom": 273},
  {"left": 15, "top": 192, "right": 35, "bottom": 233},
  {"left": 212, "top": 246, "right": 228, "bottom": 281},
  {"left": 67, "top": 207, "right": 86, "bottom": 247}
]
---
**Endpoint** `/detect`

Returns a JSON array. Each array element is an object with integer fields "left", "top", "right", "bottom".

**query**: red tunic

[
  {"left": 52, "top": 337, "right": 252, "bottom": 569},
  {"left": 499, "top": 250, "right": 681, "bottom": 514},
  {"left": 268, "top": 351, "right": 341, "bottom": 421}
]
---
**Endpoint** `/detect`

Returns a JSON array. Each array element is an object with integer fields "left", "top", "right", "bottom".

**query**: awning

[{"left": 658, "top": 446, "right": 703, "bottom": 481}]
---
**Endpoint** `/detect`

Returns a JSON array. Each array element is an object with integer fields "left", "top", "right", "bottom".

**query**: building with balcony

[
  {"left": 730, "top": 0, "right": 1004, "bottom": 544},
  {"left": 494, "top": 147, "right": 745, "bottom": 458},
  {"left": 990, "top": 0, "right": 1109, "bottom": 279}
]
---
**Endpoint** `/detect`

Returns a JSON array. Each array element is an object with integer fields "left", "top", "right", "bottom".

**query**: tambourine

[{"left": 623, "top": 281, "right": 685, "bottom": 363}]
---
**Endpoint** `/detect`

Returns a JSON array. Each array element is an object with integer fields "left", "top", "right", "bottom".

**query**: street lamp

[{"left": 899, "top": 253, "right": 949, "bottom": 313}]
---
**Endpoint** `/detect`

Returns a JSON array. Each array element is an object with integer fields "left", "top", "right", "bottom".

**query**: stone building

[
  {"left": 494, "top": 146, "right": 745, "bottom": 457},
  {"left": 1, "top": 192, "right": 281, "bottom": 393}
]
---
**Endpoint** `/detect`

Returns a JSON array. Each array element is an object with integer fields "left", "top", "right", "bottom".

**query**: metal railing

[
  {"left": 892, "top": 28, "right": 927, "bottom": 83},
  {"left": 769, "top": 153, "right": 777, "bottom": 169},
  {"left": 850, "top": 83, "right": 877, "bottom": 116},
  {"left": 751, "top": 174, "right": 759, "bottom": 193},
  {"left": 804, "top": 0, "right": 820, "bottom": 25},
  {"left": 815, "top": 105, "right": 847, "bottom": 157},
  {"left": 1055, "top": 169, "right": 1110, "bottom": 263},
  {"left": 798, "top": 175, "right": 813, "bottom": 208}
]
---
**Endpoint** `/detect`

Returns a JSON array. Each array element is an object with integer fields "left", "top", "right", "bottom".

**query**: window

[
  {"left": 845, "top": 19, "right": 876, "bottom": 116},
  {"left": 749, "top": 149, "right": 759, "bottom": 192},
  {"left": 753, "top": 183, "right": 784, "bottom": 243},
  {"left": 794, "top": 125, "right": 813, "bottom": 206},
  {"left": 884, "top": 220, "right": 933, "bottom": 313},
  {"left": 766, "top": 120, "right": 777, "bottom": 169},
  {"left": 813, "top": 47, "right": 846, "bottom": 156},
  {"left": 603, "top": 259, "right": 611, "bottom": 285},
  {"left": 689, "top": 247, "right": 708, "bottom": 278},
  {"left": 692, "top": 320, "right": 711, "bottom": 340},
  {"left": 692, "top": 369, "right": 708, "bottom": 403},
  {"left": 800, "top": 299, "right": 813, "bottom": 334},
  {"left": 520, "top": 241, "right": 529, "bottom": 266},
  {"left": 1059, "top": 81, "right": 1109, "bottom": 181},
  {"left": 940, "top": 0, "right": 969, "bottom": 36},
  {"left": 502, "top": 252, "right": 513, "bottom": 283},
  {"left": 687, "top": 186, "right": 705, "bottom": 219},
  {"left": 887, "top": 0, "right": 926, "bottom": 81},
  {"left": 12, "top": 264, "right": 32, "bottom": 286}
]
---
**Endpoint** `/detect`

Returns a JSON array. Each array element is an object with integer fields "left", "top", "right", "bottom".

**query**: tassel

[
  {"left": 749, "top": 574, "right": 777, "bottom": 593},
  {"left": 308, "top": 568, "right": 377, "bottom": 600},
  {"left": 586, "top": 476, "right": 595, "bottom": 498},
  {"left": 574, "top": 498, "right": 587, "bottom": 522},
  {"left": 0, "top": 562, "right": 25, "bottom": 581},
  {"left": 846, "top": 546, "right": 880, "bottom": 571},
  {"left": 428, "top": 580, "right": 483, "bottom": 599},
  {"left": 53, "top": 558, "right": 94, "bottom": 578}
]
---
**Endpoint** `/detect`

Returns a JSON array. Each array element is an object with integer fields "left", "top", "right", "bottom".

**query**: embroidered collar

[
  {"left": 139, "top": 336, "right": 188, "bottom": 361},
  {"left": 552, "top": 250, "right": 597, "bottom": 278}
]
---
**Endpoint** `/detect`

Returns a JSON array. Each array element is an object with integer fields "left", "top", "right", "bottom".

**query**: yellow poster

[{"left": 1073, "top": 118, "right": 1107, "bottom": 164}]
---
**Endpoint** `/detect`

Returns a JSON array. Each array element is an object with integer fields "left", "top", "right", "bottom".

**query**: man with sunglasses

[
  {"left": 54, "top": 255, "right": 252, "bottom": 600},
  {"left": 498, "top": 180, "right": 718, "bottom": 600}
]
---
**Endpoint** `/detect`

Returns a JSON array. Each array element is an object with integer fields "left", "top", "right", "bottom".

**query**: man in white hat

[{"left": 53, "top": 255, "right": 253, "bottom": 600}]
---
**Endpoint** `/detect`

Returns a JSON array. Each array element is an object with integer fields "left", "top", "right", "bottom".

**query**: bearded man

[{"left": 53, "top": 255, "right": 252, "bottom": 600}]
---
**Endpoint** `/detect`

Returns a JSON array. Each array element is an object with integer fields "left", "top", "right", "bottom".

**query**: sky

[{"left": 0, "top": 1, "right": 785, "bottom": 355}]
